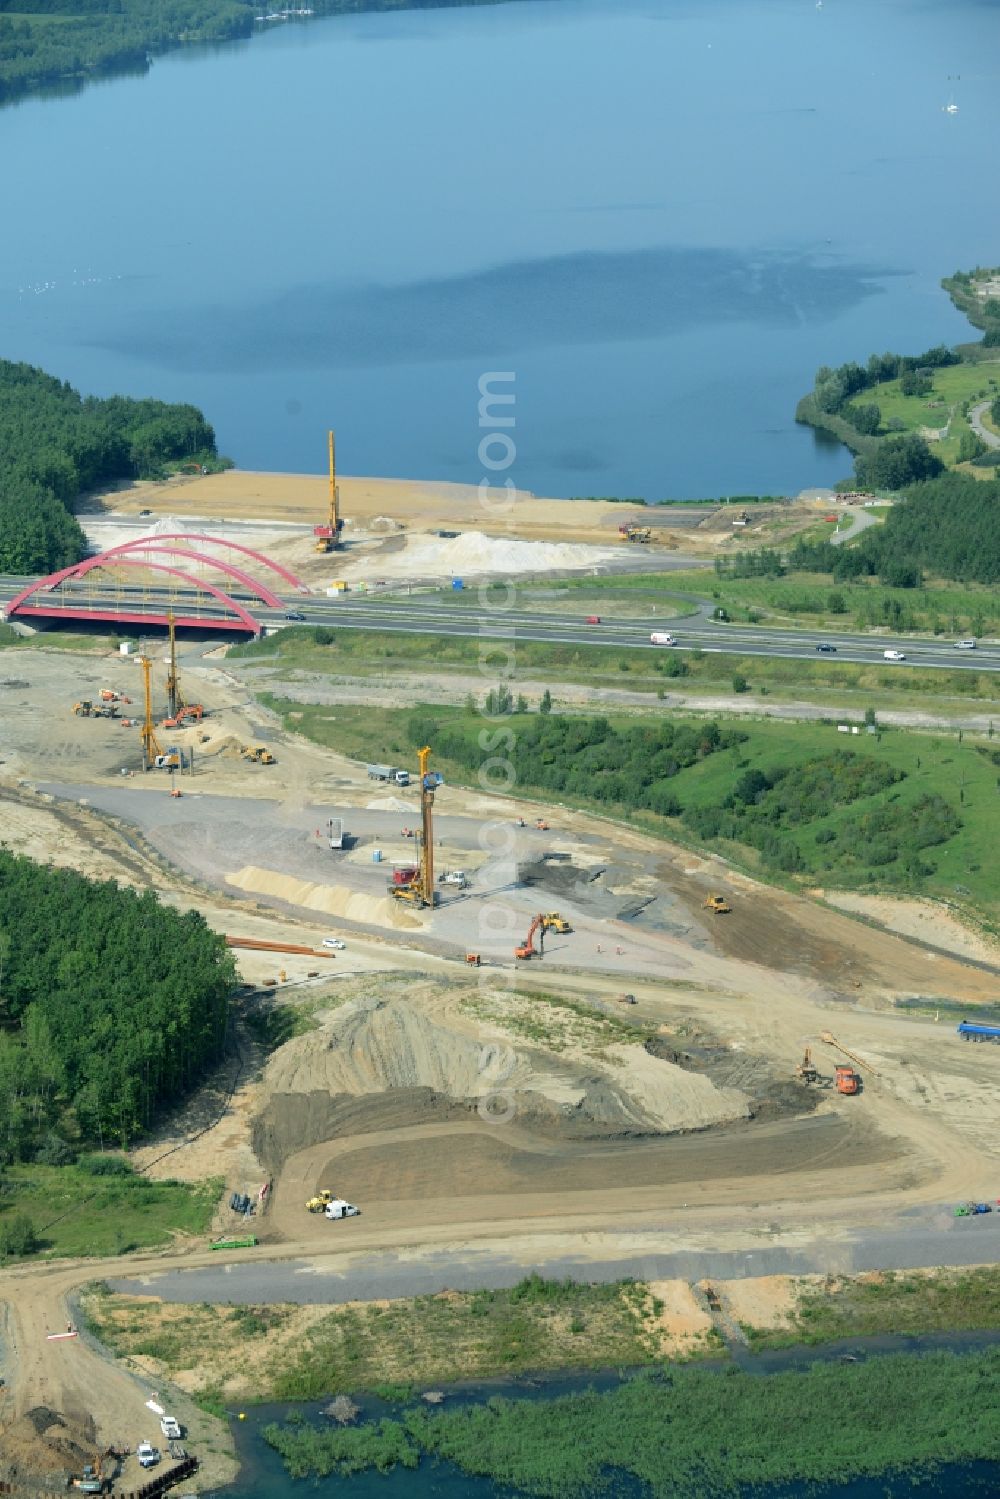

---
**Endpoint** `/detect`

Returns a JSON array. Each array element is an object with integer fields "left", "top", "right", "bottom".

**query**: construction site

[{"left": 2, "top": 464, "right": 1000, "bottom": 1493}]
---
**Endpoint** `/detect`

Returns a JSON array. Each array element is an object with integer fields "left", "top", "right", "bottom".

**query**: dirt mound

[
  {"left": 253, "top": 1086, "right": 470, "bottom": 1171},
  {"left": 0, "top": 1405, "right": 97, "bottom": 1479},
  {"left": 266, "top": 996, "right": 503, "bottom": 1098},
  {"left": 227, "top": 865, "right": 421, "bottom": 929}
]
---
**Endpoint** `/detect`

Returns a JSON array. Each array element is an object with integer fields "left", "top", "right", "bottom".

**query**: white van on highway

[
  {"left": 883, "top": 649, "right": 906, "bottom": 662},
  {"left": 650, "top": 632, "right": 676, "bottom": 646},
  {"left": 956, "top": 639, "right": 977, "bottom": 650}
]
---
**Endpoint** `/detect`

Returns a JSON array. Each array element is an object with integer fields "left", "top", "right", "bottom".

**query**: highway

[{"left": 2, "top": 575, "right": 997, "bottom": 673}]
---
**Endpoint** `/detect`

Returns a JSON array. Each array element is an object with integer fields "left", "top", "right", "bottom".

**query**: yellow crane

[
  {"left": 391, "top": 746, "right": 438, "bottom": 907},
  {"left": 165, "top": 611, "right": 184, "bottom": 720},
  {"left": 138, "top": 655, "right": 163, "bottom": 769},
  {"left": 313, "top": 429, "right": 342, "bottom": 552}
]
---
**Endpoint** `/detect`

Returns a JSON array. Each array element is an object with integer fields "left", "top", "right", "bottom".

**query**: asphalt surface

[
  {"left": 108, "top": 1210, "right": 1000, "bottom": 1305},
  {"left": 2, "top": 576, "right": 996, "bottom": 673}
]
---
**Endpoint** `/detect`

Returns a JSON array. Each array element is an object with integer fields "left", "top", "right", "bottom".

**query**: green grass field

[
  {"left": 264, "top": 690, "right": 1000, "bottom": 922},
  {"left": 0, "top": 1162, "right": 222, "bottom": 1261},
  {"left": 864, "top": 359, "right": 1000, "bottom": 464}
]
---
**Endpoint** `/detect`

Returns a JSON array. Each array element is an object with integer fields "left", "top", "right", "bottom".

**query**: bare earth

[{"left": 2, "top": 506, "right": 1000, "bottom": 1486}]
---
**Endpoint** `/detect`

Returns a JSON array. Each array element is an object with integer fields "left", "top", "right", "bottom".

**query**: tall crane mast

[
  {"left": 139, "top": 655, "right": 163, "bottom": 769},
  {"left": 313, "top": 429, "right": 343, "bottom": 552},
  {"left": 418, "top": 745, "right": 436, "bottom": 905},
  {"left": 165, "top": 611, "right": 185, "bottom": 720}
]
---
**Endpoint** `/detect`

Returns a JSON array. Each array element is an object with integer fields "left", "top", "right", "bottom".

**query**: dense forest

[
  {"left": 0, "top": 0, "right": 520, "bottom": 104},
  {"left": 0, "top": 850, "right": 235, "bottom": 1159},
  {"left": 0, "top": 359, "right": 219, "bottom": 573}
]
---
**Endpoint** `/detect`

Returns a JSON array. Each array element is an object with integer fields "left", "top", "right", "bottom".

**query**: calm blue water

[{"left": 1, "top": 0, "right": 998, "bottom": 497}]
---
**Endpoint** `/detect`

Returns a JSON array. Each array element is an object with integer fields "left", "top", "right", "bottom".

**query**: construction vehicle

[
  {"left": 73, "top": 700, "right": 93, "bottom": 716},
  {"left": 795, "top": 1047, "right": 819, "bottom": 1084},
  {"left": 314, "top": 429, "right": 344, "bottom": 552},
  {"left": 368, "top": 763, "right": 410, "bottom": 785},
  {"left": 164, "top": 704, "right": 204, "bottom": 728},
  {"left": 307, "top": 1189, "right": 334, "bottom": 1213},
  {"left": 820, "top": 1031, "right": 879, "bottom": 1081},
  {"left": 618, "top": 522, "right": 652, "bottom": 543},
  {"left": 92, "top": 701, "right": 118, "bottom": 718},
  {"left": 957, "top": 1021, "right": 1000, "bottom": 1043},
  {"left": 835, "top": 1065, "right": 859, "bottom": 1095},
  {"left": 99, "top": 687, "right": 129, "bottom": 703},
  {"left": 388, "top": 747, "right": 438, "bottom": 908},
  {"left": 617, "top": 992, "right": 638, "bottom": 1005},
  {"left": 535, "top": 818, "right": 549, "bottom": 831},
  {"left": 71, "top": 1456, "right": 107, "bottom": 1493},
  {"left": 704, "top": 894, "right": 731, "bottom": 914},
  {"left": 154, "top": 750, "right": 181, "bottom": 770},
  {"left": 241, "top": 745, "right": 275, "bottom": 764},
  {"left": 542, "top": 912, "right": 572, "bottom": 933},
  {"left": 466, "top": 953, "right": 482, "bottom": 966},
  {"left": 515, "top": 914, "right": 546, "bottom": 961},
  {"left": 955, "top": 1202, "right": 993, "bottom": 1217}
]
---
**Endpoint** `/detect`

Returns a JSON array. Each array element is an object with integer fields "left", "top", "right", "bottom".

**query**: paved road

[
  {"left": 108, "top": 1209, "right": 1000, "bottom": 1306},
  {"left": 2, "top": 576, "right": 996, "bottom": 673},
  {"left": 830, "top": 507, "right": 880, "bottom": 546},
  {"left": 969, "top": 400, "right": 1000, "bottom": 450}
]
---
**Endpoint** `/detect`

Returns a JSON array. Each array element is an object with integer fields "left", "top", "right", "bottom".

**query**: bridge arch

[
  {"left": 97, "top": 544, "right": 283, "bottom": 609},
  {"left": 6, "top": 556, "right": 260, "bottom": 634},
  {"left": 107, "top": 532, "right": 310, "bottom": 593}
]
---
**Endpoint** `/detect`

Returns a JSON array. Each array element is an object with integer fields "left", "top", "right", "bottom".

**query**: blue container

[
  {"left": 372, "top": 848, "right": 382, "bottom": 863},
  {"left": 452, "top": 578, "right": 464, "bottom": 590}
]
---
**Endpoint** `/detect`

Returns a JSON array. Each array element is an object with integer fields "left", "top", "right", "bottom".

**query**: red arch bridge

[{"left": 5, "top": 534, "right": 309, "bottom": 635}]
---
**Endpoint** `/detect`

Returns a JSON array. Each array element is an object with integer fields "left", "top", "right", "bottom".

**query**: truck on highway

[
  {"left": 883, "top": 649, "right": 905, "bottom": 662},
  {"left": 368, "top": 764, "right": 410, "bottom": 786},
  {"left": 650, "top": 632, "right": 676, "bottom": 646}
]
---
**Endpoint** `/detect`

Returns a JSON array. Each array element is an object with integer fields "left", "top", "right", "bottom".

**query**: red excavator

[{"left": 515, "top": 914, "right": 546, "bottom": 961}]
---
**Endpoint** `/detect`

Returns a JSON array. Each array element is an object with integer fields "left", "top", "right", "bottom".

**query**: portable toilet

[
  {"left": 372, "top": 848, "right": 382, "bottom": 863},
  {"left": 452, "top": 578, "right": 464, "bottom": 591}
]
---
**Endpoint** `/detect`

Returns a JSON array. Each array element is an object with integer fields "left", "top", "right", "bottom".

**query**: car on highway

[
  {"left": 956, "top": 639, "right": 977, "bottom": 650},
  {"left": 285, "top": 610, "right": 306, "bottom": 621},
  {"left": 322, "top": 937, "right": 346, "bottom": 950},
  {"left": 586, "top": 615, "right": 601, "bottom": 625},
  {"left": 815, "top": 643, "right": 837, "bottom": 653}
]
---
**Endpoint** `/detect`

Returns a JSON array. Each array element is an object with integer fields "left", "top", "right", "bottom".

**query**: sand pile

[
  {"left": 268, "top": 996, "right": 518, "bottom": 1097},
  {"left": 348, "top": 530, "right": 617, "bottom": 579},
  {"left": 227, "top": 864, "right": 421, "bottom": 929},
  {"left": 0, "top": 1406, "right": 97, "bottom": 1477},
  {"left": 264, "top": 995, "right": 749, "bottom": 1137}
]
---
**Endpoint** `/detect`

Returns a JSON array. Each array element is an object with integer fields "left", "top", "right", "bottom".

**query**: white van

[
  {"left": 650, "top": 632, "right": 676, "bottom": 646},
  {"left": 883, "top": 649, "right": 905, "bottom": 662},
  {"left": 956, "top": 639, "right": 977, "bottom": 650},
  {"left": 324, "top": 1198, "right": 360, "bottom": 1220}
]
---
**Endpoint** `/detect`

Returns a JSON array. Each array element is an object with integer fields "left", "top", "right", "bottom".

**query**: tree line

[
  {"left": 0, "top": 849, "right": 235, "bottom": 1160},
  {"left": 404, "top": 712, "right": 747, "bottom": 818},
  {"left": 0, "top": 0, "right": 523, "bottom": 106},
  {"left": 0, "top": 358, "right": 220, "bottom": 572}
]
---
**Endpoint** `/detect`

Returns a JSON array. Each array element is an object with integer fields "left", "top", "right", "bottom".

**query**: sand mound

[
  {"left": 267, "top": 996, "right": 518, "bottom": 1097},
  {"left": 264, "top": 995, "right": 749, "bottom": 1139},
  {"left": 354, "top": 530, "right": 617, "bottom": 579},
  {"left": 227, "top": 864, "right": 421, "bottom": 929},
  {"left": 0, "top": 1406, "right": 97, "bottom": 1478}
]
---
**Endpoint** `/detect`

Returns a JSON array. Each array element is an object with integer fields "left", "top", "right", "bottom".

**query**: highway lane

[{"left": 3, "top": 576, "right": 997, "bottom": 673}]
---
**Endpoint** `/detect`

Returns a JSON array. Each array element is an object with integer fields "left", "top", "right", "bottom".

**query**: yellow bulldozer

[
  {"left": 704, "top": 894, "right": 731, "bottom": 914},
  {"left": 241, "top": 745, "right": 276, "bottom": 765},
  {"left": 541, "top": 912, "right": 572, "bottom": 933},
  {"left": 306, "top": 1189, "right": 334, "bottom": 1213}
]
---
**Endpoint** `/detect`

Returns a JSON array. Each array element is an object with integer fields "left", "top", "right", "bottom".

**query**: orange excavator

[{"left": 515, "top": 914, "right": 546, "bottom": 961}]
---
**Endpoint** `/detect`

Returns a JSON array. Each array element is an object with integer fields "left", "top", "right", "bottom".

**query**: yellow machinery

[
  {"left": 306, "top": 1189, "right": 333, "bottom": 1213},
  {"left": 241, "top": 745, "right": 275, "bottom": 765},
  {"left": 619, "top": 524, "right": 652, "bottom": 543},
  {"left": 313, "top": 429, "right": 343, "bottom": 552},
  {"left": 704, "top": 894, "right": 731, "bottom": 914},
  {"left": 541, "top": 912, "right": 572, "bottom": 933},
  {"left": 165, "top": 611, "right": 184, "bottom": 720},
  {"left": 390, "top": 747, "right": 438, "bottom": 907},
  {"left": 139, "top": 656, "right": 163, "bottom": 769}
]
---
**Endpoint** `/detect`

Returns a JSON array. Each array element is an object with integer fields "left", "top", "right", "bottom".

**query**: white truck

[
  {"left": 883, "top": 649, "right": 906, "bottom": 662},
  {"left": 367, "top": 764, "right": 410, "bottom": 786},
  {"left": 136, "top": 1442, "right": 161, "bottom": 1469},
  {"left": 438, "top": 870, "right": 468, "bottom": 888},
  {"left": 324, "top": 1198, "right": 361, "bottom": 1219},
  {"left": 160, "top": 1415, "right": 182, "bottom": 1440},
  {"left": 650, "top": 632, "right": 676, "bottom": 646}
]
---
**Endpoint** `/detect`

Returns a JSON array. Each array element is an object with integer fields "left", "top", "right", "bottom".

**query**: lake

[{"left": 2, "top": 0, "right": 998, "bottom": 497}]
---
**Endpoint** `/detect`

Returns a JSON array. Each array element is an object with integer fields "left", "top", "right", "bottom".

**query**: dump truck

[
  {"left": 704, "top": 894, "right": 731, "bottom": 914},
  {"left": 367, "top": 764, "right": 410, "bottom": 786},
  {"left": 541, "top": 912, "right": 572, "bottom": 933},
  {"left": 835, "top": 1065, "right": 859, "bottom": 1095},
  {"left": 618, "top": 523, "right": 652, "bottom": 543}
]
